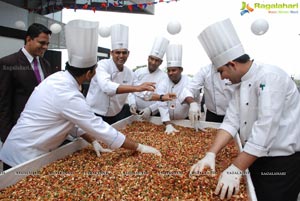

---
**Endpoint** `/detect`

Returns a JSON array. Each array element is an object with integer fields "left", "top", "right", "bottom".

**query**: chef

[
  {"left": 86, "top": 24, "right": 155, "bottom": 125},
  {"left": 190, "top": 18, "right": 300, "bottom": 201},
  {"left": 0, "top": 20, "right": 161, "bottom": 170},
  {"left": 128, "top": 36, "right": 169, "bottom": 120},
  {"left": 186, "top": 63, "right": 237, "bottom": 123},
  {"left": 157, "top": 44, "right": 200, "bottom": 134}
]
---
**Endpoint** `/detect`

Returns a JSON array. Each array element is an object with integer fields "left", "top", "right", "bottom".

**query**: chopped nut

[{"left": 0, "top": 121, "right": 248, "bottom": 200}]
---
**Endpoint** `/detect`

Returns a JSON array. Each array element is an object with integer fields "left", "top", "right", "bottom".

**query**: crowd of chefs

[{"left": 0, "top": 18, "right": 299, "bottom": 201}]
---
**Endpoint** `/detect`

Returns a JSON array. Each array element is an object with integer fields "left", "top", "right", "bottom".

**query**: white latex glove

[
  {"left": 137, "top": 143, "right": 162, "bottom": 156},
  {"left": 189, "top": 102, "right": 201, "bottom": 127},
  {"left": 164, "top": 124, "right": 179, "bottom": 135},
  {"left": 130, "top": 104, "right": 138, "bottom": 115},
  {"left": 92, "top": 141, "right": 113, "bottom": 157},
  {"left": 189, "top": 152, "right": 216, "bottom": 176},
  {"left": 215, "top": 164, "right": 243, "bottom": 200},
  {"left": 139, "top": 107, "right": 152, "bottom": 120},
  {"left": 194, "top": 121, "right": 207, "bottom": 132}
]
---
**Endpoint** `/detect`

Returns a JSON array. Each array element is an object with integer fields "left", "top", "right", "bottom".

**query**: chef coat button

[
  {"left": 246, "top": 102, "right": 249, "bottom": 105},
  {"left": 244, "top": 122, "right": 247, "bottom": 125},
  {"left": 249, "top": 84, "right": 251, "bottom": 87}
]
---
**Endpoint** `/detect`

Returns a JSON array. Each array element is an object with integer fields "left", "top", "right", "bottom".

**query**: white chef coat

[
  {"left": 220, "top": 62, "right": 300, "bottom": 157},
  {"left": 188, "top": 64, "right": 237, "bottom": 115},
  {"left": 157, "top": 75, "right": 192, "bottom": 122},
  {"left": 127, "top": 66, "right": 168, "bottom": 113},
  {"left": 0, "top": 71, "right": 125, "bottom": 167},
  {"left": 86, "top": 59, "right": 134, "bottom": 116}
]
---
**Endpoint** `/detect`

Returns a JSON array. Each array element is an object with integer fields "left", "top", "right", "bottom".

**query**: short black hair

[
  {"left": 25, "top": 23, "right": 52, "bottom": 44},
  {"left": 65, "top": 62, "right": 96, "bottom": 77},
  {"left": 233, "top": 54, "right": 250, "bottom": 63}
]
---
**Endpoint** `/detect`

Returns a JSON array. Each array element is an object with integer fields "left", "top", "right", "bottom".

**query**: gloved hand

[
  {"left": 194, "top": 120, "right": 207, "bottom": 132},
  {"left": 130, "top": 104, "right": 138, "bottom": 115},
  {"left": 189, "top": 152, "right": 216, "bottom": 176},
  {"left": 164, "top": 124, "right": 179, "bottom": 135},
  {"left": 139, "top": 107, "right": 152, "bottom": 121},
  {"left": 92, "top": 140, "right": 113, "bottom": 157},
  {"left": 137, "top": 143, "right": 162, "bottom": 156},
  {"left": 189, "top": 102, "right": 201, "bottom": 128},
  {"left": 215, "top": 164, "right": 243, "bottom": 200}
]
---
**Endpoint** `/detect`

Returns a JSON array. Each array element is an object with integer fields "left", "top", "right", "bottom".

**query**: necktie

[{"left": 33, "top": 58, "right": 41, "bottom": 83}]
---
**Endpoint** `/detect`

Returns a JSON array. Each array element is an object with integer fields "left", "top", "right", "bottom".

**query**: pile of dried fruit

[{"left": 0, "top": 121, "right": 248, "bottom": 200}]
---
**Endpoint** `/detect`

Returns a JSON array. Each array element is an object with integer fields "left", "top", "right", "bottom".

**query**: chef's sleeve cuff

[
  {"left": 243, "top": 142, "right": 268, "bottom": 157},
  {"left": 219, "top": 123, "right": 238, "bottom": 138}
]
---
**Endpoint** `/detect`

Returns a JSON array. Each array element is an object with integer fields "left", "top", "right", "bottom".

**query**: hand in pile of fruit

[{"left": 0, "top": 121, "right": 248, "bottom": 200}]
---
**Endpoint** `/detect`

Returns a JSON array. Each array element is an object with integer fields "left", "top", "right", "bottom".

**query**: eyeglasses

[{"left": 113, "top": 50, "right": 129, "bottom": 55}]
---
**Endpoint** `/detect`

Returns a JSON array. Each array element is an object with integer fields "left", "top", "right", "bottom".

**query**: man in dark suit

[{"left": 0, "top": 23, "right": 55, "bottom": 143}]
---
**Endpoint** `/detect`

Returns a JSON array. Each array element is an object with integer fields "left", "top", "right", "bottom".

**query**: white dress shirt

[
  {"left": 86, "top": 59, "right": 134, "bottom": 116},
  {"left": 22, "top": 47, "right": 45, "bottom": 80},
  {"left": 0, "top": 71, "right": 125, "bottom": 166},
  {"left": 220, "top": 62, "right": 300, "bottom": 157}
]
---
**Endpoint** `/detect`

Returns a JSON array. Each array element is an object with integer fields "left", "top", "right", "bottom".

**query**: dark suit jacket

[{"left": 0, "top": 49, "right": 56, "bottom": 142}]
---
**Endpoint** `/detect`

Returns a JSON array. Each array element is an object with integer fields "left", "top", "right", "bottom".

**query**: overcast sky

[{"left": 62, "top": 0, "right": 300, "bottom": 78}]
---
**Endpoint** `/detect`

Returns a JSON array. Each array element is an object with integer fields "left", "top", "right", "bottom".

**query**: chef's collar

[
  {"left": 110, "top": 58, "right": 124, "bottom": 72},
  {"left": 241, "top": 60, "right": 257, "bottom": 82},
  {"left": 65, "top": 70, "right": 81, "bottom": 90}
]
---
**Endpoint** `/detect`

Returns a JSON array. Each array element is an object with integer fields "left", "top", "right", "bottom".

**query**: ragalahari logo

[{"left": 240, "top": 2, "right": 254, "bottom": 15}]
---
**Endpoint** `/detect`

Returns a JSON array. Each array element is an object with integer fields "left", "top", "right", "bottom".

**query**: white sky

[{"left": 62, "top": 0, "right": 300, "bottom": 78}]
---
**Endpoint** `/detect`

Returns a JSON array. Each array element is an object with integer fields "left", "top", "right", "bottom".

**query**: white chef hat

[
  {"left": 166, "top": 44, "right": 182, "bottom": 67},
  {"left": 65, "top": 19, "right": 99, "bottom": 68},
  {"left": 198, "top": 18, "right": 245, "bottom": 69},
  {"left": 149, "top": 36, "right": 170, "bottom": 60},
  {"left": 111, "top": 24, "right": 129, "bottom": 50}
]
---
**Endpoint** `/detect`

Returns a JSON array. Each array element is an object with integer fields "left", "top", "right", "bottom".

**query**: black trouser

[
  {"left": 96, "top": 104, "right": 131, "bottom": 125},
  {"left": 200, "top": 94, "right": 205, "bottom": 112},
  {"left": 205, "top": 109, "right": 225, "bottom": 123},
  {"left": 249, "top": 152, "right": 300, "bottom": 201}
]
